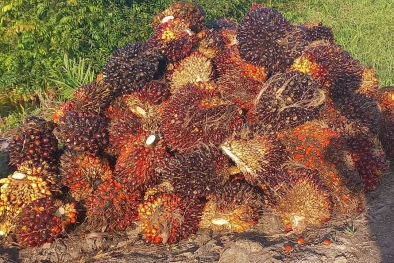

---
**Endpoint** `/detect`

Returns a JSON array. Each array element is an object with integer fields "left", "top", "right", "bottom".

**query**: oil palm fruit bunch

[
  {"left": 138, "top": 192, "right": 205, "bottom": 245},
  {"left": 200, "top": 176, "right": 263, "bottom": 232},
  {"left": 147, "top": 17, "right": 196, "bottom": 63},
  {"left": 102, "top": 42, "right": 166, "bottom": 95},
  {"left": 269, "top": 166, "right": 332, "bottom": 234},
  {"left": 161, "top": 83, "right": 243, "bottom": 153},
  {"left": 59, "top": 150, "right": 113, "bottom": 201},
  {"left": 15, "top": 196, "right": 77, "bottom": 247},
  {"left": 195, "top": 28, "right": 225, "bottom": 59},
  {"left": 158, "top": 147, "right": 229, "bottom": 198},
  {"left": 7, "top": 116, "right": 58, "bottom": 167},
  {"left": 114, "top": 132, "right": 169, "bottom": 193},
  {"left": 151, "top": 1, "right": 206, "bottom": 33},
  {"left": 0, "top": 171, "right": 52, "bottom": 236},
  {"left": 221, "top": 128, "right": 288, "bottom": 188},
  {"left": 86, "top": 178, "right": 142, "bottom": 231},
  {"left": 72, "top": 80, "right": 114, "bottom": 114},
  {"left": 54, "top": 110, "right": 108, "bottom": 153},
  {"left": 237, "top": 4, "right": 308, "bottom": 75},
  {"left": 252, "top": 71, "right": 326, "bottom": 132}
]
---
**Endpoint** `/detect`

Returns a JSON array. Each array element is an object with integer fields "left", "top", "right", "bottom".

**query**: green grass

[
  {"left": 0, "top": 0, "right": 393, "bottom": 131},
  {"left": 275, "top": 0, "right": 394, "bottom": 87}
]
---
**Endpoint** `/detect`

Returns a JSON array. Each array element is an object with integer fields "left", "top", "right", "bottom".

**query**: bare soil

[{"left": 1, "top": 134, "right": 394, "bottom": 263}]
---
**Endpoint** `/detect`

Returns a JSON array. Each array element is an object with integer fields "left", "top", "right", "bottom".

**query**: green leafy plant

[
  {"left": 343, "top": 223, "right": 357, "bottom": 236},
  {"left": 49, "top": 53, "right": 96, "bottom": 100}
]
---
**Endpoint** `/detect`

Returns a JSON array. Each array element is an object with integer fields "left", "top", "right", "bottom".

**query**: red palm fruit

[
  {"left": 147, "top": 17, "right": 196, "bottom": 63},
  {"left": 269, "top": 166, "right": 332, "bottom": 234},
  {"left": 151, "top": 1, "right": 206, "bottom": 33},
  {"left": 277, "top": 121, "right": 341, "bottom": 169},
  {"left": 161, "top": 84, "right": 243, "bottom": 153},
  {"left": 253, "top": 71, "right": 326, "bottom": 131},
  {"left": 158, "top": 147, "right": 229, "bottom": 198},
  {"left": 53, "top": 99, "right": 76, "bottom": 124},
  {"left": 138, "top": 192, "right": 205, "bottom": 245},
  {"left": 291, "top": 42, "right": 364, "bottom": 99},
  {"left": 86, "top": 179, "right": 142, "bottom": 231},
  {"left": 59, "top": 150, "right": 113, "bottom": 201},
  {"left": 170, "top": 52, "right": 213, "bottom": 95},
  {"left": 344, "top": 136, "right": 389, "bottom": 192},
  {"left": 15, "top": 196, "right": 63, "bottom": 247},
  {"left": 105, "top": 96, "right": 143, "bottom": 156},
  {"left": 200, "top": 176, "right": 263, "bottom": 232},
  {"left": 7, "top": 116, "right": 58, "bottom": 167},
  {"left": 114, "top": 134, "right": 169, "bottom": 193},
  {"left": 54, "top": 110, "right": 108, "bottom": 153},
  {"left": 221, "top": 129, "right": 288, "bottom": 188}
]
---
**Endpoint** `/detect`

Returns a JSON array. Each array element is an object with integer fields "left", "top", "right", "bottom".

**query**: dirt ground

[{"left": 1, "top": 140, "right": 394, "bottom": 263}]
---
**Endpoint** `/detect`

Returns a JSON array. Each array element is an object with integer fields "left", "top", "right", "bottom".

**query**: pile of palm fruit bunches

[{"left": 1, "top": 2, "right": 394, "bottom": 247}]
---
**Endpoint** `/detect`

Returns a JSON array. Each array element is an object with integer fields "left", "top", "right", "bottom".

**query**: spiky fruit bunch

[
  {"left": 161, "top": 84, "right": 242, "bottom": 153},
  {"left": 138, "top": 192, "right": 205, "bottom": 244},
  {"left": 299, "top": 22, "right": 335, "bottom": 43},
  {"left": 86, "top": 179, "right": 142, "bottom": 231},
  {"left": 200, "top": 176, "right": 263, "bottom": 232},
  {"left": 60, "top": 150, "right": 113, "bottom": 201},
  {"left": 158, "top": 147, "right": 229, "bottom": 198},
  {"left": 0, "top": 172, "right": 52, "bottom": 235},
  {"left": 169, "top": 52, "right": 213, "bottom": 94},
  {"left": 7, "top": 116, "right": 58, "bottom": 167},
  {"left": 345, "top": 136, "right": 389, "bottom": 192},
  {"left": 216, "top": 45, "right": 268, "bottom": 81},
  {"left": 105, "top": 96, "right": 143, "bottom": 156},
  {"left": 152, "top": 1, "right": 206, "bottom": 33},
  {"left": 114, "top": 136, "right": 168, "bottom": 193},
  {"left": 277, "top": 121, "right": 341, "bottom": 168},
  {"left": 291, "top": 42, "right": 364, "bottom": 99},
  {"left": 72, "top": 80, "right": 114, "bottom": 114},
  {"left": 334, "top": 93, "right": 381, "bottom": 135},
  {"left": 206, "top": 17, "right": 238, "bottom": 47},
  {"left": 237, "top": 5, "right": 307, "bottom": 74},
  {"left": 196, "top": 28, "right": 224, "bottom": 59},
  {"left": 15, "top": 196, "right": 65, "bottom": 247},
  {"left": 102, "top": 42, "right": 166, "bottom": 95},
  {"left": 221, "top": 130, "right": 288, "bottom": 188},
  {"left": 318, "top": 98, "right": 373, "bottom": 138},
  {"left": 55, "top": 111, "right": 108, "bottom": 153},
  {"left": 270, "top": 166, "right": 332, "bottom": 234},
  {"left": 217, "top": 71, "right": 264, "bottom": 112},
  {"left": 53, "top": 100, "right": 76, "bottom": 124},
  {"left": 253, "top": 71, "right": 326, "bottom": 131},
  {"left": 148, "top": 18, "right": 196, "bottom": 63},
  {"left": 135, "top": 80, "right": 171, "bottom": 105}
]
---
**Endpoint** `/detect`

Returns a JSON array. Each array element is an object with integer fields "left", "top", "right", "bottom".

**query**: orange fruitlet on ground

[
  {"left": 323, "top": 239, "right": 331, "bottom": 246},
  {"left": 297, "top": 237, "right": 305, "bottom": 245},
  {"left": 284, "top": 245, "right": 293, "bottom": 252}
]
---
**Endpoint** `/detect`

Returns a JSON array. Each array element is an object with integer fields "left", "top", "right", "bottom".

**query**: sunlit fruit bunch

[{"left": 3, "top": 1, "right": 393, "bottom": 247}]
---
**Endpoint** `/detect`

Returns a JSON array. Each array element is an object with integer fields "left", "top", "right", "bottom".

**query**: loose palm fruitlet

[{"left": 3, "top": 2, "right": 393, "bottom": 247}]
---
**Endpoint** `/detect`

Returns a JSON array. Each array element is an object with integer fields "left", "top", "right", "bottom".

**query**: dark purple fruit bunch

[
  {"left": 7, "top": 116, "right": 58, "bottom": 167},
  {"left": 54, "top": 111, "right": 108, "bottom": 153}
]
